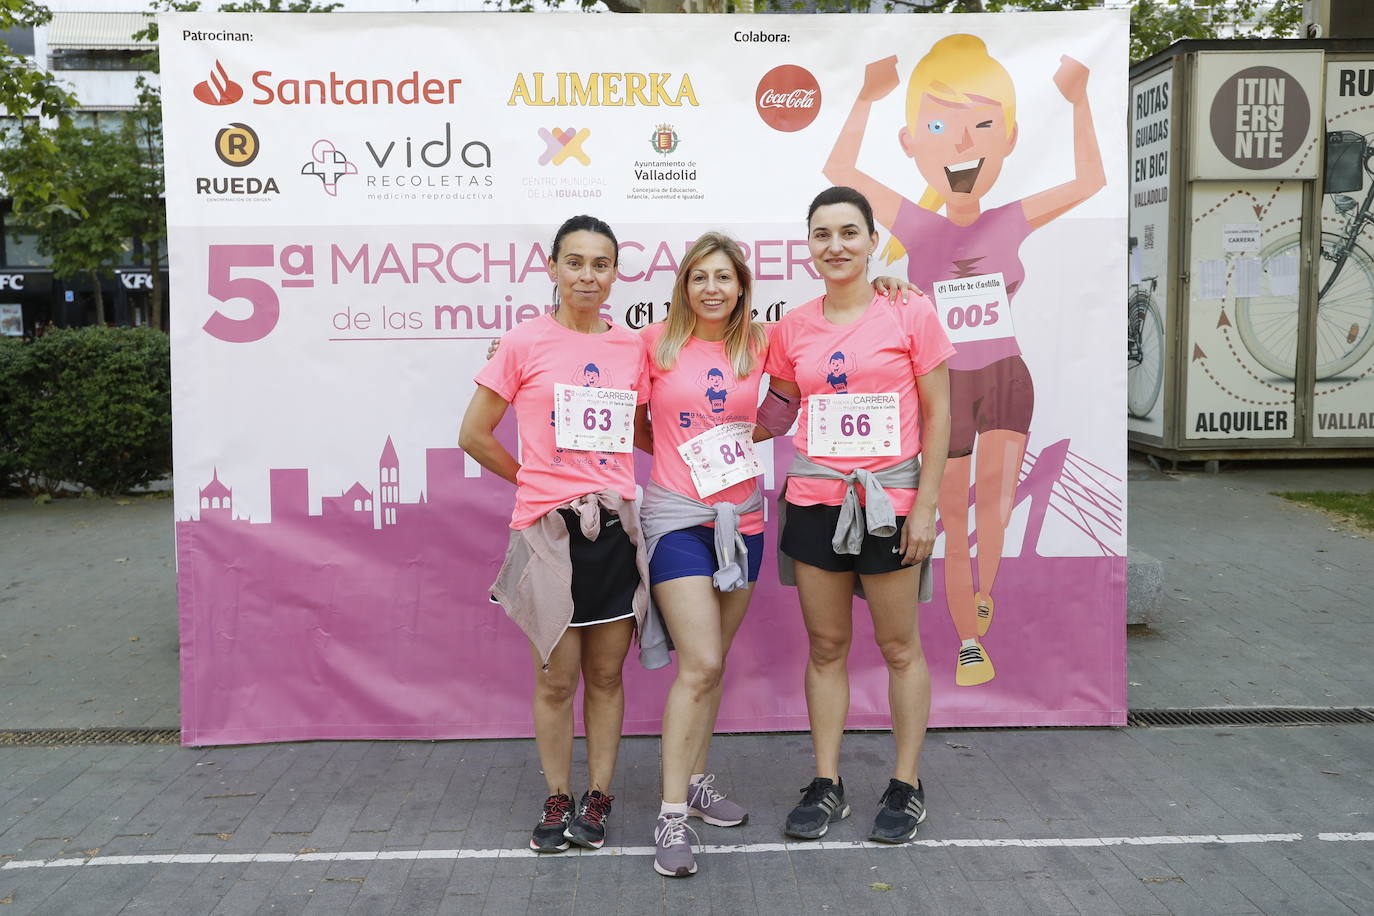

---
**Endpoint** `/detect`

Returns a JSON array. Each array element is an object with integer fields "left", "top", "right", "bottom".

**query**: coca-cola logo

[{"left": 755, "top": 64, "right": 821, "bottom": 132}]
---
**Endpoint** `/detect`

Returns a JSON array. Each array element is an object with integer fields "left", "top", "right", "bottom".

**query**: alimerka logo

[
  {"left": 755, "top": 65, "right": 820, "bottom": 133},
  {"left": 509, "top": 72, "right": 698, "bottom": 107},
  {"left": 194, "top": 60, "right": 243, "bottom": 106}
]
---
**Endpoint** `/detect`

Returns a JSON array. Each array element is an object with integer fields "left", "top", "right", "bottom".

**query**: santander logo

[
  {"left": 755, "top": 64, "right": 820, "bottom": 132},
  {"left": 194, "top": 60, "right": 244, "bottom": 106}
]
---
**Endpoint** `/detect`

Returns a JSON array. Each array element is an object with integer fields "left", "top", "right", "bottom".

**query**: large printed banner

[{"left": 163, "top": 11, "right": 1127, "bottom": 745}]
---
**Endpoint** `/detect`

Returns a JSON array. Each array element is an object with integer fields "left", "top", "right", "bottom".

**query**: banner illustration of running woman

[{"left": 825, "top": 34, "right": 1106, "bottom": 687}]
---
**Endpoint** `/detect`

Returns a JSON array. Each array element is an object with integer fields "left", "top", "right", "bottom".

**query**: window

[
  {"left": 50, "top": 49, "right": 146, "bottom": 71},
  {"left": 0, "top": 27, "right": 35, "bottom": 57},
  {"left": 71, "top": 110, "right": 132, "bottom": 134}
]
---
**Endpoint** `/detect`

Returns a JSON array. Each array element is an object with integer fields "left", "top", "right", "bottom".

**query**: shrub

[
  {"left": 8, "top": 327, "right": 171, "bottom": 496},
  {"left": 0, "top": 337, "right": 27, "bottom": 493}
]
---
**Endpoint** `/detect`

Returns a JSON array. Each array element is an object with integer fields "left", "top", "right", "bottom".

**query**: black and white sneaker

[
  {"left": 868, "top": 778, "right": 926, "bottom": 843},
  {"left": 783, "top": 777, "right": 849, "bottom": 839},
  {"left": 564, "top": 790, "right": 614, "bottom": 849},
  {"left": 531, "top": 793, "right": 573, "bottom": 852}
]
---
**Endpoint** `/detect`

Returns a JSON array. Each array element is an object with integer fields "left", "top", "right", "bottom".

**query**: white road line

[{"left": 0, "top": 832, "right": 1337, "bottom": 871}]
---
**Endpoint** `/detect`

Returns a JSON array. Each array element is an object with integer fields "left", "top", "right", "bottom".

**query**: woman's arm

[
  {"left": 458, "top": 385, "right": 520, "bottom": 486},
  {"left": 898, "top": 364, "right": 950, "bottom": 564},
  {"left": 634, "top": 404, "right": 654, "bottom": 455},
  {"left": 824, "top": 56, "right": 907, "bottom": 230},
  {"left": 1021, "top": 56, "right": 1106, "bottom": 230},
  {"left": 754, "top": 377, "right": 801, "bottom": 442}
]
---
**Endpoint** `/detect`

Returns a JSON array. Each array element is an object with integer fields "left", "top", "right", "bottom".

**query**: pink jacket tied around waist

[{"left": 489, "top": 490, "right": 650, "bottom": 666}]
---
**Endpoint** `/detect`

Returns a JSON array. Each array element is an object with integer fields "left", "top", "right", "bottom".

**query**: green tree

[
  {"left": 0, "top": 0, "right": 73, "bottom": 121},
  {"left": 0, "top": 121, "right": 151, "bottom": 323}
]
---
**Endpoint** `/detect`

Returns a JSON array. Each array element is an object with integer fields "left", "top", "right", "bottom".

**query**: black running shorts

[
  {"left": 780, "top": 502, "right": 911, "bottom": 576},
  {"left": 558, "top": 506, "right": 640, "bottom": 626}
]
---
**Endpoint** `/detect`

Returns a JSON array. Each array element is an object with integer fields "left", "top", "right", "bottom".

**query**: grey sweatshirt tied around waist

[
  {"left": 778, "top": 452, "right": 933, "bottom": 603},
  {"left": 637, "top": 479, "right": 763, "bottom": 669}
]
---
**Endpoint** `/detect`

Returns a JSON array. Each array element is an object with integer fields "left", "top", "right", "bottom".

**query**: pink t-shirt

[
  {"left": 475, "top": 314, "right": 649, "bottom": 529},
  {"left": 641, "top": 323, "right": 766, "bottom": 536},
  {"left": 890, "top": 199, "right": 1034, "bottom": 371},
  {"left": 763, "top": 292, "right": 956, "bottom": 513}
]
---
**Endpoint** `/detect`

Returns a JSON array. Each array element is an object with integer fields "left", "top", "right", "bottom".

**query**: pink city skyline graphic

[
  {"left": 174, "top": 428, "right": 1124, "bottom": 746},
  {"left": 190, "top": 436, "right": 443, "bottom": 531}
]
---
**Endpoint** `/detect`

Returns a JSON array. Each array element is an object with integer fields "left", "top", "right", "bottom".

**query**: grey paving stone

[
  {"left": 298, "top": 879, "right": 361, "bottom": 915},
  {"left": 479, "top": 878, "right": 531, "bottom": 915}
]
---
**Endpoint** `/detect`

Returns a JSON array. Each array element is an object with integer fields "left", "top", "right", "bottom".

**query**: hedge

[{"left": 1, "top": 327, "right": 172, "bottom": 496}]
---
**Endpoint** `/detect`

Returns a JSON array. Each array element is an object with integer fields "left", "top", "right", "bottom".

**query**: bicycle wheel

[
  {"left": 1235, "top": 234, "right": 1302, "bottom": 379},
  {"left": 1236, "top": 232, "right": 1374, "bottom": 379},
  {"left": 1314, "top": 235, "right": 1374, "bottom": 378},
  {"left": 1127, "top": 291, "right": 1163, "bottom": 418}
]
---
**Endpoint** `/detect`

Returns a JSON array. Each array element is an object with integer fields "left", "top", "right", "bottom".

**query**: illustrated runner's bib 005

[
  {"left": 554, "top": 383, "right": 636, "bottom": 453},
  {"left": 931, "top": 272, "right": 1015, "bottom": 345},
  {"left": 676, "top": 421, "right": 764, "bottom": 498},
  {"left": 807, "top": 393, "right": 901, "bottom": 457}
]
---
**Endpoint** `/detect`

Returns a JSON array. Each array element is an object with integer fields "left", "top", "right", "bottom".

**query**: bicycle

[
  {"left": 1127, "top": 235, "right": 1164, "bottom": 419},
  {"left": 1234, "top": 129, "right": 1374, "bottom": 381}
]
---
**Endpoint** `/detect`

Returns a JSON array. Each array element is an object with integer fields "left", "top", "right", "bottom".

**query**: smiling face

[
  {"left": 807, "top": 203, "right": 878, "bottom": 285},
  {"left": 548, "top": 229, "right": 617, "bottom": 314},
  {"left": 902, "top": 93, "right": 1016, "bottom": 203},
  {"left": 828, "top": 356, "right": 845, "bottom": 374},
  {"left": 685, "top": 249, "right": 742, "bottom": 329},
  {"left": 708, "top": 372, "right": 725, "bottom": 391}
]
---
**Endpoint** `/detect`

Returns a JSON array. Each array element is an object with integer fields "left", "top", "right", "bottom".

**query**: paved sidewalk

[
  {"left": 2, "top": 728, "right": 1373, "bottom": 915},
  {"left": 2, "top": 457, "right": 1373, "bottom": 914},
  {"left": 1126, "top": 458, "right": 1374, "bottom": 709}
]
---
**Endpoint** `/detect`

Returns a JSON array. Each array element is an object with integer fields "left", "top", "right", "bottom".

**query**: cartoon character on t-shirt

[
  {"left": 580, "top": 363, "right": 602, "bottom": 387},
  {"left": 705, "top": 368, "right": 728, "bottom": 414},
  {"left": 825, "top": 352, "right": 850, "bottom": 393}
]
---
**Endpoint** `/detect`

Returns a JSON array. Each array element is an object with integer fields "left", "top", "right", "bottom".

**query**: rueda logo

[
  {"left": 215, "top": 122, "right": 259, "bottom": 166},
  {"left": 194, "top": 60, "right": 243, "bottom": 106},
  {"left": 755, "top": 65, "right": 820, "bottom": 132}
]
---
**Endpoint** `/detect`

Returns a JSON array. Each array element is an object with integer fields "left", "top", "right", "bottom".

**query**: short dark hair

[
  {"left": 830, "top": 351, "right": 845, "bottom": 361},
  {"left": 807, "top": 186, "right": 876, "bottom": 236},
  {"left": 707, "top": 367, "right": 725, "bottom": 378},
  {"left": 552, "top": 215, "right": 619, "bottom": 266},
  {"left": 584, "top": 363, "right": 600, "bottom": 373}
]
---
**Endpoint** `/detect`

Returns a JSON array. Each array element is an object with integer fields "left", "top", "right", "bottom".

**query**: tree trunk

[
  {"left": 148, "top": 238, "right": 163, "bottom": 331},
  {"left": 90, "top": 269, "right": 105, "bottom": 326}
]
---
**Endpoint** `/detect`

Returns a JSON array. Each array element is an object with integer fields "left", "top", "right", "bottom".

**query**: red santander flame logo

[
  {"left": 193, "top": 60, "right": 244, "bottom": 106},
  {"left": 755, "top": 65, "right": 821, "bottom": 133}
]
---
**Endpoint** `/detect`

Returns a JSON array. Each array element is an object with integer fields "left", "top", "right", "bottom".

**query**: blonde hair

[
  {"left": 654, "top": 232, "right": 767, "bottom": 380},
  {"left": 882, "top": 34, "right": 1017, "bottom": 265}
]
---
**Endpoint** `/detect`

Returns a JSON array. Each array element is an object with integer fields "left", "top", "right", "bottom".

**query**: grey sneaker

[
  {"left": 687, "top": 773, "right": 748, "bottom": 827},
  {"left": 653, "top": 812, "right": 698, "bottom": 877}
]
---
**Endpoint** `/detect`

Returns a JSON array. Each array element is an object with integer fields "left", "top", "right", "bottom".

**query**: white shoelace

[
  {"left": 656, "top": 813, "right": 699, "bottom": 849},
  {"left": 691, "top": 773, "right": 726, "bottom": 805}
]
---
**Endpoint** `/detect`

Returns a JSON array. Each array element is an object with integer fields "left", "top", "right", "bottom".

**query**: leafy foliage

[
  {"left": 2, "top": 328, "right": 172, "bottom": 495},
  {"left": 0, "top": 121, "right": 153, "bottom": 321},
  {"left": 0, "top": 0, "right": 74, "bottom": 120}
]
